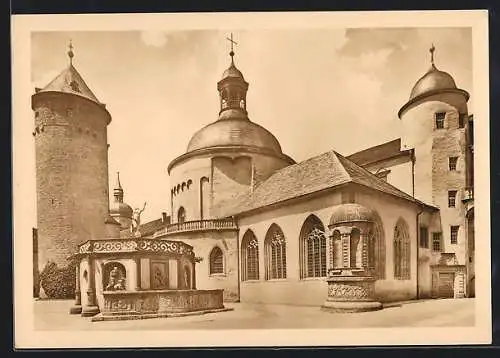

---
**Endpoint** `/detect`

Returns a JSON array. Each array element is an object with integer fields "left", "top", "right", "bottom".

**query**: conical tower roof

[{"left": 35, "top": 40, "right": 102, "bottom": 105}]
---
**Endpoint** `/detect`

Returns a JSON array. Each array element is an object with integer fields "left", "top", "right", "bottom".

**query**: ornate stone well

[
  {"left": 321, "top": 204, "right": 382, "bottom": 313},
  {"left": 68, "top": 216, "right": 231, "bottom": 321}
]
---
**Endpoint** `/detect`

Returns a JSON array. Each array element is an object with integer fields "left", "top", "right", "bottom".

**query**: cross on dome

[
  {"left": 429, "top": 43, "right": 436, "bottom": 66},
  {"left": 226, "top": 33, "right": 238, "bottom": 62}
]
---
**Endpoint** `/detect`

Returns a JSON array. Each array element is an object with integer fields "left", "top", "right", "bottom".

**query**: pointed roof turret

[
  {"left": 35, "top": 40, "right": 102, "bottom": 105},
  {"left": 110, "top": 172, "right": 133, "bottom": 223}
]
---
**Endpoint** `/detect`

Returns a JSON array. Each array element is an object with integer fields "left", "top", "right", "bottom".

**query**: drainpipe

[
  {"left": 235, "top": 216, "right": 241, "bottom": 303},
  {"left": 416, "top": 208, "right": 424, "bottom": 300},
  {"left": 410, "top": 149, "right": 416, "bottom": 198}
]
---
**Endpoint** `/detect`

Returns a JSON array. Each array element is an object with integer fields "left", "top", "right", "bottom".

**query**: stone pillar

[
  {"left": 341, "top": 232, "right": 350, "bottom": 268},
  {"left": 361, "top": 232, "right": 369, "bottom": 269},
  {"left": 69, "top": 262, "right": 82, "bottom": 314},
  {"left": 81, "top": 255, "right": 100, "bottom": 317},
  {"left": 135, "top": 257, "right": 141, "bottom": 291}
]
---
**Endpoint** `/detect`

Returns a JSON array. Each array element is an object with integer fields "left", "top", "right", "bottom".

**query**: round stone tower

[
  {"left": 32, "top": 42, "right": 112, "bottom": 297},
  {"left": 398, "top": 45, "right": 472, "bottom": 295}
]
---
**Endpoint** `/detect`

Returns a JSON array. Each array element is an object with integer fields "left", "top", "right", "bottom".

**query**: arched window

[
  {"left": 209, "top": 247, "right": 224, "bottom": 275},
  {"left": 394, "top": 218, "right": 411, "bottom": 280},
  {"left": 177, "top": 207, "right": 186, "bottom": 223},
  {"left": 265, "top": 224, "right": 287, "bottom": 280},
  {"left": 241, "top": 230, "right": 259, "bottom": 281},
  {"left": 300, "top": 215, "right": 327, "bottom": 278},
  {"left": 372, "top": 210, "right": 386, "bottom": 279},
  {"left": 350, "top": 228, "right": 361, "bottom": 268}
]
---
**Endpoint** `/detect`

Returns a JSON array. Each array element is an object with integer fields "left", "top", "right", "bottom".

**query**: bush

[{"left": 39, "top": 261, "right": 75, "bottom": 299}]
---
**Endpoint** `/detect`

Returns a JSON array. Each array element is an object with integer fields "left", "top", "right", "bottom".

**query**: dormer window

[
  {"left": 435, "top": 112, "right": 445, "bottom": 129},
  {"left": 69, "top": 80, "right": 80, "bottom": 93}
]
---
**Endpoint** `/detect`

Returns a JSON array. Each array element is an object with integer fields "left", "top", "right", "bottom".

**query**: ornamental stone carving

[{"left": 327, "top": 282, "right": 374, "bottom": 300}]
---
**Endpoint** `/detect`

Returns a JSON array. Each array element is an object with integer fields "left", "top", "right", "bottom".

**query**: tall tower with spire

[
  {"left": 32, "top": 41, "right": 112, "bottom": 298},
  {"left": 109, "top": 172, "right": 133, "bottom": 229}
]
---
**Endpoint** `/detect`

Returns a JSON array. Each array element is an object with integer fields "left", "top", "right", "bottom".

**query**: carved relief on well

[{"left": 327, "top": 281, "right": 374, "bottom": 300}]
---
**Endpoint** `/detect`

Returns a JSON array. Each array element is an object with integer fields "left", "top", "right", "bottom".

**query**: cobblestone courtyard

[{"left": 34, "top": 298, "right": 475, "bottom": 330}]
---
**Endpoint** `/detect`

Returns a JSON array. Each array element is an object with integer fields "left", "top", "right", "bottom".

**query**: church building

[{"left": 33, "top": 37, "right": 474, "bottom": 307}]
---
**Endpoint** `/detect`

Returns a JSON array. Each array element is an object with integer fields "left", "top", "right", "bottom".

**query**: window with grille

[
  {"left": 393, "top": 218, "right": 411, "bottom": 280},
  {"left": 241, "top": 230, "right": 259, "bottom": 281},
  {"left": 450, "top": 226, "right": 459, "bottom": 244},
  {"left": 419, "top": 226, "right": 429, "bottom": 248},
  {"left": 265, "top": 224, "right": 287, "bottom": 280},
  {"left": 435, "top": 112, "right": 445, "bottom": 129},
  {"left": 300, "top": 215, "right": 326, "bottom": 279},
  {"left": 209, "top": 247, "right": 224, "bottom": 275},
  {"left": 433, "top": 232, "right": 442, "bottom": 252},
  {"left": 449, "top": 157, "right": 458, "bottom": 171},
  {"left": 448, "top": 190, "right": 457, "bottom": 207}
]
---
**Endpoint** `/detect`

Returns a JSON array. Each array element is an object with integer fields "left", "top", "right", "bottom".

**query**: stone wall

[
  {"left": 159, "top": 230, "right": 240, "bottom": 302},
  {"left": 169, "top": 150, "right": 292, "bottom": 221},
  {"left": 400, "top": 92, "right": 469, "bottom": 266}
]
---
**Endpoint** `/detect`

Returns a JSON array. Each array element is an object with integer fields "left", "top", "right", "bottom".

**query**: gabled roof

[
  {"left": 36, "top": 64, "right": 101, "bottom": 104},
  {"left": 224, "top": 150, "right": 433, "bottom": 217},
  {"left": 346, "top": 138, "right": 412, "bottom": 167},
  {"left": 119, "top": 218, "right": 167, "bottom": 238}
]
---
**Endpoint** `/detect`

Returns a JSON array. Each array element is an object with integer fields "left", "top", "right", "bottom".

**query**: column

[
  {"left": 135, "top": 257, "right": 141, "bottom": 291},
  {"left": 341, "top": 232, "right": 350, "bottom": 268},
  {"left": 81, "top": 255, "right": 100, "bottom": 317},
  {"left": 361, "top": 232, "right": 369, "bottom": 269},
  {"left": 69, "top": 262, "right": 82, "bottom": 314}
]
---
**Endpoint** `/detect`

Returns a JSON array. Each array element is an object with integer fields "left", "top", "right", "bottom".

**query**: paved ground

[{"left": 34, "top": 298, "right": 475, "bottom": 331}]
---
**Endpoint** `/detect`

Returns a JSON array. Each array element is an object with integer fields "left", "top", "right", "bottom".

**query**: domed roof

[
  {"left": 409, "top": 64, "right": 457, "bottom": 100},
  {"left": 222, "top": 63, "right": 245, "bottom": 80},
  {"left": 329, "top": 203, "right": 374, "bottom": 226},
  {"left": 187, "top": 118, "right": 283, "bottom": 155},
  {"left": 110, "top": 201, "right": 133, "bottom": 218}
]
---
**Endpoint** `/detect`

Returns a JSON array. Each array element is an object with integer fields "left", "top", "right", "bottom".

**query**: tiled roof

[
  {"left": 119, "top": 218, "right": 167, "bottom": 238},
  {"left": 346, "top": 138, "right": 412, "bottom": 167},
  {"left": 37, "top": 64, "right": 101, "bottom": 104},
  {"left": 224, "top": 150, "right": 430, "bottom": 217}
]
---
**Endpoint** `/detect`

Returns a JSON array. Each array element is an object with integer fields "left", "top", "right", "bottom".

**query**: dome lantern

[{"left": 217, "top": 33, "right": 249, "bottom": 121}]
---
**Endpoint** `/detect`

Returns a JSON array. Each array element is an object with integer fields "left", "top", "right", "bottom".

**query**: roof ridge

[{"left": 333, "top": 150, "right": 419, "bottom": 203}]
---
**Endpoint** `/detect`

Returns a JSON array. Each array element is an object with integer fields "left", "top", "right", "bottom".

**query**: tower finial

[
  {"left": 67, "top": 39, "right": 74, "bottom": 65},
  {"left": 430, "top": 43, "right": 436, "bottom": 66},
  {"left": 115, "top": 171, "right": 122, "bottom": 190},
  {"left": 226, "top": 33, "right": 237, "bottom": 64},
  {"left": 113, "top": 171, "right": 124, "bottom": 203}
]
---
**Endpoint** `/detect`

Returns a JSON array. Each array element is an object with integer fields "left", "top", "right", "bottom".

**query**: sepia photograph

[{"left": 12, "top": 10, "right": 491, "bottom": 348}]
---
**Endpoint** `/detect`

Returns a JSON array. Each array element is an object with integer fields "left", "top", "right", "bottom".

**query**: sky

[{"left": 29, "top": 27, "right": 472, "bottom": 224}]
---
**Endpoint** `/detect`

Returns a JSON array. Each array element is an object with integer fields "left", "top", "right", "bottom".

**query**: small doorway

[{"left": 438, "top": 272, "right": 455, "bottom": 298}]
